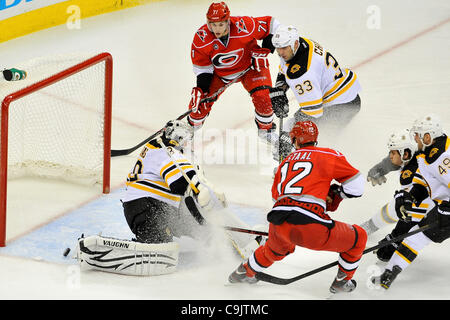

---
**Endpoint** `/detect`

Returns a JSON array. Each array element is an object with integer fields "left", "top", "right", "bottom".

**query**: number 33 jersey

[
  {"left": 272, "top": 146, "right": 364, "bottom": 211},
  {"left": 277, "top": 37, "right": 361, "bottom": 118}
]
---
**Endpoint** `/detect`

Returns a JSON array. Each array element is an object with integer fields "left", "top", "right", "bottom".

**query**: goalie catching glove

[{"left": 186, "top": 166, "right": 227, "bottom": 221}]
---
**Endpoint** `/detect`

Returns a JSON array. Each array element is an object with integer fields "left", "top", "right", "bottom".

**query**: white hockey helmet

[
  {"left": 272, "top": 25, "right": 300, "bottom": 55},
  {"left": 164, "top": 120, "right": 194, "bottom": 150},
  {"left": 411, "top": 113, "right": 443, "bottom": 148},
  {"left": 387, "top": 129, "right": 417, "bottom": 165}
]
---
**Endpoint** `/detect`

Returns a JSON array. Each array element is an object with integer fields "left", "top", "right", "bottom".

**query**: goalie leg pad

[{"left": 77, "top": 235, "right": 179, "bottom": 276}]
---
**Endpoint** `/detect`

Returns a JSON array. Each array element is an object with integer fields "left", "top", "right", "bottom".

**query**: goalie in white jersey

[
  {"left": 76, "top": 120, "right": 263, "bottom": 276},
  {"left": 371, "top": 114, "right": 450, "bottom": 289},
  {"left": 76, "top": 120, "right": 228, "bottom": 276},
  {"left": 267, "top": 25, "right": 361, "bottom": 160}
]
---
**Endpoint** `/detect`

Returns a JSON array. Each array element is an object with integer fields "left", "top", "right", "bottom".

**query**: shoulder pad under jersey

[
  {"left": 424, "top": 135, "right": 449, "bottom": 164},
  {"left": 286, "top": 37, "right": 311, "bottom": 79}
]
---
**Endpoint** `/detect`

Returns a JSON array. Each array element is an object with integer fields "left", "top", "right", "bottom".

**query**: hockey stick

[
  {"left": 111, "top": 67, "right": 252, "bottom": 157},
  {"left": 255, "top": 222, "right": 437, "bottom": 285},
  {"left": 224, "top": 226, "right": 268, "bottom": 237},
  {"left": 278, "top": 116, "right": 284, "bottom": 164}
]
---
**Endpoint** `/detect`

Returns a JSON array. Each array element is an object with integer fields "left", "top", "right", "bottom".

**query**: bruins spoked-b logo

[{"left": 212, "top": 48, "right": 244, "bottom": 69}]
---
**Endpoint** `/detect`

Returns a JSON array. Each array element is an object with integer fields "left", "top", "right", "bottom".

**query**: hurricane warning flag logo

[{"left": 212, "top": 48, "right": 244, "bottom": 68}]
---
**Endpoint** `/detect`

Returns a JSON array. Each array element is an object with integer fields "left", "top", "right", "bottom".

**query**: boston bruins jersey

[
  {"left": 122, "top": 141, "right": 196, "bottom": 207},
  {"left": 277, "top": 37, "right": 360, "bottom": 118},
  {"left": 413, "top": 135, "right": 450, "bottom": 204},
  {"left": 397, "top": 153, "right": 432, "bottom": 221}
]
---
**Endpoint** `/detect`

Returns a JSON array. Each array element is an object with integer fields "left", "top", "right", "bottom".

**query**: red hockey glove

[
  {"left": 189, "top": 87, "right": 207, "bottom": 113},
  {"left": 251, "top": 48, "right": 271, "bottom": 72},
  {"left": 326, "top": 184, "right": 344, "bottom": 212}
]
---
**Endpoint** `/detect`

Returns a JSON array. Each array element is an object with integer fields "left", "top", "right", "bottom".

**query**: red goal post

[{"left": 0, "top": 52, "right": 113, "bottom": 247}]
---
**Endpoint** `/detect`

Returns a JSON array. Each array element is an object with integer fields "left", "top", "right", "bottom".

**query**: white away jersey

[
  {"left": 122, "top": 142, "right": 195, "bottom": 207},
  {"left": 278, "top": 37, "right": 361, "bottom": 118},
  {"left": 413, "top": 135, "right": 450, "bottom": 203}
]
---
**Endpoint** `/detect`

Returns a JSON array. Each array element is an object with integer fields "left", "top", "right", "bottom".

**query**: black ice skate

[
  {"left": 228, "top": 263, "right": 258, "bottom": 284},
  {"left": 371, "top": 265, "right": 402, "bottom": 289},
  {"left": 329, "top": 270, "right": 357, "bottom": 293}
]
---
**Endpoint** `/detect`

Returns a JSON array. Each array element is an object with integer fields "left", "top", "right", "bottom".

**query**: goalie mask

[
  {"left": 163, "top": 120, "right": 194, "bottom": 150},
  {"left": 411, "top": 113, "right": 443, "bottom": 149},
  {"left": 387, "top": 129, "right": 417, "bottom": 165},
  {"left": 272, "top": 25, "right": 300, "bottom": 56}
]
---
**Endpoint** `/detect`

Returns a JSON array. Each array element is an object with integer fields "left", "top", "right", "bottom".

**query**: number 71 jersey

[{"left": 272, "top": 146, "right": 363, "bottom": 209}]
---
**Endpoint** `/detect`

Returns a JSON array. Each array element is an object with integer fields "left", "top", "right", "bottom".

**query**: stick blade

[{"left": 255, "top": 272, "right": 292, "bottom": 285}]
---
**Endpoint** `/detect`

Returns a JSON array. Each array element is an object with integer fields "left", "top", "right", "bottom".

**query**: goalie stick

[
  {"left": 255, "top": 222, "right": 437, "bottom": 285},
  {"left": 111, "top": 67, "right": 252, "bottom": 157}
]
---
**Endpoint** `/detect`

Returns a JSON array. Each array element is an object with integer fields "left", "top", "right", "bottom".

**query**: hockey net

[{"left": 0, "top": 52, "right": 112, "bottom": 246}]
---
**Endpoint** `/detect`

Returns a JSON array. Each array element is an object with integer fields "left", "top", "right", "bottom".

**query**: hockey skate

[
  {"left": 329, "top": 269, "right": 357, "bottom": 294},
  {"left": 371, "top": 265, "right": 402, "bottom": 289},
  {"left": 228, "top": 263, "right": 258, "bottom": 284}
]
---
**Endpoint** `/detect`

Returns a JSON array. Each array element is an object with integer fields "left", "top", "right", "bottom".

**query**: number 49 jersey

[
  {"left": 278, "top": 37, "right": 361, "bottom": 118},
  {"left": 272, "top": 146, "right": 364, "bottom": 210}
]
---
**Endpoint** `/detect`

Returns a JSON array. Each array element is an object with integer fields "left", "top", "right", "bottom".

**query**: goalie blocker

[{"left": 76, "top": 235, "right": 179, "bottom": 276}]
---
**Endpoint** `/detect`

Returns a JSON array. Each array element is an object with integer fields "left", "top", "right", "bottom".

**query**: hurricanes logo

[
  {"left": 212, "top": 48, "right": 244, "bottom": 69},
  {"left": 429, "top": 148, "right": 439, "bottom": 158},
  {"left": 402, "top": 170, "right": 412, "bottom": 179}
]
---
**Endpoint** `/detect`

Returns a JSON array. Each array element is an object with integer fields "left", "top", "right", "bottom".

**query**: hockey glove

[
  {"left": 367, "top": 164, "right": 387, "bottom": 186},
  {"left": 326, "top": 184, "right": 344, "bottom": 212},
  {"left": 189, "top": 87, "right": 207, "bottom": 113},
  {"left": 269, "top": 87, "right": 289, "bottom": 118},
  {"left": 251, "top": 48, "right": 271, "bottom": 72},
  {"left": 394, "top": 190, "right": 413, "bottom": 222},
  {"left": 437, "top": 201, "right": 450, "bottom": 228}
]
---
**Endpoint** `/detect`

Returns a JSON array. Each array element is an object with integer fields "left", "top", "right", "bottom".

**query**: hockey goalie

[{"left": 75, "top": 120, "right": 265, "bottom": 276}]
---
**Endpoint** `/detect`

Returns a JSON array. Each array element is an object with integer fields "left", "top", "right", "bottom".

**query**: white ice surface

[{"left": 0, "top": 0, "right": 449, "bottom": 301}]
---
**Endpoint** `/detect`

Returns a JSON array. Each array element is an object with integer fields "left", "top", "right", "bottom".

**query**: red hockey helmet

[
  {"left": 289, "top": 121, "right": 319, "bottom": 145},
  {"left": 206, "top": 2, "right": 230, "bottom": 22}
]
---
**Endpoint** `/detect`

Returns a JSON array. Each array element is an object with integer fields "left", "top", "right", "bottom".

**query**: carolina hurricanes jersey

[
  {"left": 269, "top": 146, "right": 363, "bottom": 227},
  {"left": 412, "top": 135, "right": 450, "bottom": 203},
  {"left": 122, "top": 142, "right": 195, "bottom": 207},
  {"left": 191, "top": 16, "right": 279, "bottom": 81},
  {"left": 277, "top": 37, "right": 361, "bottom": 118}
]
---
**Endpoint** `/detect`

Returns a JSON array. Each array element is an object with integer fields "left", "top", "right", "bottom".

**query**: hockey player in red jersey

[
  {"left": 187, "top": 2, "right": 282, "bottom": 139},
  {"left": 228, "top": 121, "right": 367, "bottom": 293}
]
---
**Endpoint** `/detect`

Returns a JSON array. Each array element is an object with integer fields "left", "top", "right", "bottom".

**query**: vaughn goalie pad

[{"left": 76, "top": 235, "right": 179, "bottom": 276}]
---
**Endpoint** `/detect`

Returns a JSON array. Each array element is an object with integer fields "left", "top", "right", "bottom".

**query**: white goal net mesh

[{"left": 0, "top": 53, "right": 108, "bottom": 186}]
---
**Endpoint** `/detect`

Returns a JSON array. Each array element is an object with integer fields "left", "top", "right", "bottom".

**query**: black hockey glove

[
  {"left": 394, "top": 190, "right": 413, "bottom": 222},
  {"left": 437, "top": 201, "right": 450, "bottom": 228},
  {"left": 269, "top": 87, "right": 289, "bottom": 118}
]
